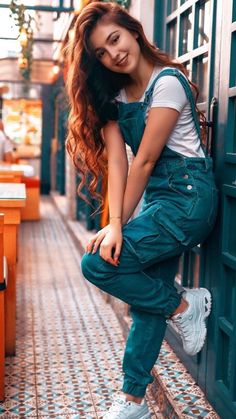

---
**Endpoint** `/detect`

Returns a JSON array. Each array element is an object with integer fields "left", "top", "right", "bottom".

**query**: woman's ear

[{"left": 131, "top": 31, "right": 139, "bottom": 40}]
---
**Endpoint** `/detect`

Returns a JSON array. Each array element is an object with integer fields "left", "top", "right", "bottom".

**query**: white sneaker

[
  {"left": 103, "top": 393, "right": 151, "bottom": 419},
  {"left": 169, "top": 288, "right": 212, "bottom": 356}
]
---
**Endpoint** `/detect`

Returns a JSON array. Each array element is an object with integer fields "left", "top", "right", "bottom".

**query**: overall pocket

[{"left": 118, "top": 113, "right": 145, "bottom": 154}]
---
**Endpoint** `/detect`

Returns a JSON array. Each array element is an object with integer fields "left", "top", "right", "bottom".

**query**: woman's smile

[{"left": 116, "top": 53, "right": 129, "bottom": 67}]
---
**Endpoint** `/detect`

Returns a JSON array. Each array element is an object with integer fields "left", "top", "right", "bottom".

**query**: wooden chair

[{"left": 0, "top": 213, "right": 6, "bottom": 401}]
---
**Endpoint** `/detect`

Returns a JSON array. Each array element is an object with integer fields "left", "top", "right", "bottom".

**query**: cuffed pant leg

[{"left": 122, "top": 256, "right": 180, "bottom": 397}]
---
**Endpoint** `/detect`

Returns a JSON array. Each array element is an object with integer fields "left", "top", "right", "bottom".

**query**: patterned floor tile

[
  {"left": 0, "top": 197, "right": 220, "bottom": 418},
  {"left": 152, "top": 340, "right": 220, "bottom": 418},
  {"left": 0, "top": 198, "right": 163, "bottom": 418}
]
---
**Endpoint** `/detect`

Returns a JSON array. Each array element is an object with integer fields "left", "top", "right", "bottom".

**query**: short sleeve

[{"left": 150, "top": 75, "right": 188, "bottom": 112}]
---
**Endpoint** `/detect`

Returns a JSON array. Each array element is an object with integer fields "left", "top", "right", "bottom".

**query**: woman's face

[{"left": 89, "top": 21, "right": 141, "bottom": 74}]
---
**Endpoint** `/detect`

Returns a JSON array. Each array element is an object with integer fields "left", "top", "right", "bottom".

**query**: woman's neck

[
  {"left": 129, "top": 56, "right": 154, "bottom": 88},
  {"left": 125, "top": 57, "right": 155, "bottom": 102}
]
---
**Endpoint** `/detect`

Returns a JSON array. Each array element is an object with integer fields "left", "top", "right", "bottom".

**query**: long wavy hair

[{"left": 66, "top": 1, "right": 206, "bottom": 209}]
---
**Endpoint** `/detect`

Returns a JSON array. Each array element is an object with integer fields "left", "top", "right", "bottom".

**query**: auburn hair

[{"left": 65, "top": 1, "right": 206, "bottom": 210}]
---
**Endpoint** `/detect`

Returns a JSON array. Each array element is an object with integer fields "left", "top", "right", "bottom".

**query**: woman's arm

[
  {"left": 90, "top": 121, "right": 128, "bottom": 265},
  {"left": 103, "top": 121, "right": 128, "bottom": 223},
  {"left": 122, "top": 107, "right": 180, "bottom": 225}
]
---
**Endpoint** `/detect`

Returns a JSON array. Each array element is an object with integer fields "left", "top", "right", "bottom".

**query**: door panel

[
  {"left": 210, "top": 1, "right": 236, "bottom": 416},
  {"left": 155, "top": 1, "right": 236, "bottom": 417}
]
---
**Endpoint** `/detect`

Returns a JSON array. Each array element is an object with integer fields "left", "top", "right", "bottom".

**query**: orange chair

[
  {"left": 0, "top": 213, "right": 6, "bottom": 401},
  {"left": 0, "top": 173, "right": 22, "bottom": 183},
  {"left": 20, "top": 176, "right": 40, "bottom": 221}
]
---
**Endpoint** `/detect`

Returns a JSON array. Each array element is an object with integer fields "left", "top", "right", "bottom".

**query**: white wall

[{"left": 129, "top": 0, "right": 155, "bottom": 42}]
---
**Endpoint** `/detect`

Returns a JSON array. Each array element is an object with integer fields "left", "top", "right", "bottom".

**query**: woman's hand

[
  {"left": 86, "top": 225, "right": 111, "bottom": 254},
  {"left": 99, "top": 224, "right": 123, "bottom": 266},
  {"left": 86, "top": 223, "right": 122, "bottom": 266}
]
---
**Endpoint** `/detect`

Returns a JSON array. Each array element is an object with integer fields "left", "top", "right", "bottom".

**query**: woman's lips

[{"left": 116, "top": 54, "right": 128, "bottom": 66}]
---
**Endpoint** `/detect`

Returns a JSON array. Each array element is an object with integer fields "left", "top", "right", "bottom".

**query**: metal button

[
  {"left": 183, "top": 174, "right": 189, "bottom": 179},
  {"left": 187, "top": 185, "right": 193, "bottom": 190}
]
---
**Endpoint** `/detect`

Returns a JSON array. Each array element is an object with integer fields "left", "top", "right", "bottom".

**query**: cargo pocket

[
  {"left": 152, "top": 206, "right": 190, "bottom": 245},
  {"left": 122, "top": 205, "right": 183, "bottom": 264}
]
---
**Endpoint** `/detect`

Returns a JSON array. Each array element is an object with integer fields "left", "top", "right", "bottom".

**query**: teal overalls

[{"left": 81, "top": 68, "right": 218, "bottom": 397}]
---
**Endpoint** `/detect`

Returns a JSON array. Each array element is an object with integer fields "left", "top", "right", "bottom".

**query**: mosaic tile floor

[
  {"left": 0, "top": 197, "right": 162, "bottom": 419},
  {"left": 151, "top": 341, "right": 220, "bottom": 419},
  {"left": 52, "top": 194, "right": 220, "bottom": 419}
]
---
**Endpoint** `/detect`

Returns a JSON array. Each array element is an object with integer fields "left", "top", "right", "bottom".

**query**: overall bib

[{"left": 81, "top": 68, "right": 219, "bottom": 397}]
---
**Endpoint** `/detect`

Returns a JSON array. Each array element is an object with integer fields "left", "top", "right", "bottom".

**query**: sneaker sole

[
  {"left": 141, "top": 414, "right": 151, "bottom": 419},
  {"left": 185, "top": 288, "right": 212, "bottom": 356}
]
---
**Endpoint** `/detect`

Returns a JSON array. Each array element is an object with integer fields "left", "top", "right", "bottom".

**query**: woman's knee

[{"left": 81, "top": 252, "right": 100, "bottom": 282}]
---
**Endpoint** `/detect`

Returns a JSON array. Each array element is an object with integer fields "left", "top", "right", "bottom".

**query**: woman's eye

[
  {"left": 97, "top": 50, "right": 105, "bottom": 59},
  {"left": 112, "top": 35, "right": 119, "bottom": 44}
]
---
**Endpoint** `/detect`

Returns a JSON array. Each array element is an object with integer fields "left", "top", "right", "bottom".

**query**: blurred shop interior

[{"left": 0, "top": 0, "right": 80, "bottom": 195}]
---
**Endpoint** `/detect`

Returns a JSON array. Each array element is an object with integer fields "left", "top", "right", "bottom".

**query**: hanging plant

[
  {"left": 9, "top": 0, "right": 39, "bottom": 81},
  {"left": 101, "top": 0, "right": 131, "bottom": 9}
]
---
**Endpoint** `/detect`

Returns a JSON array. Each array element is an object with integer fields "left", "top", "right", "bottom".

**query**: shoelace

[{"left": 172, "top": 316, "right": 192, "bottom": 342}]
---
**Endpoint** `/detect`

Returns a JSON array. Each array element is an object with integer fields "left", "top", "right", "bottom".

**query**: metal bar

[
  {"left": 0, "top": 57, "right": 56, "bottom": 62},
  {"left": 0, "top": 4, "right": 74, "bottom": 12},
  {"left": 177, "top": 43, "right": 209, "bottom": 63},
  {"left": 229, "top": 86, "right": 236, "bottom": 97},
  {"left": 0, "top": 37, "right": 62, "bottom": 43},
  {"left": 166, "top": 0, "right": 198, "bottom": 24}
]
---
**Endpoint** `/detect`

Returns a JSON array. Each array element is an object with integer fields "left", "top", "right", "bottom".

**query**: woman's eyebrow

[{"left": 94, "top": 30, "right": 119, "bottom": 52}]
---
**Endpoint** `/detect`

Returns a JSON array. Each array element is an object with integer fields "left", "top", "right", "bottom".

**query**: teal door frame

[
  {"left": 154, "top": 1, "right": 236, "bottom": 418},
  {"left": 53, "top": 76, "right": 67, "bottom": 196},
  {"left": 55, "top": 92, "right": 66, "bottom": 195},
  {"left": 208, "top": 1, "right": 236, "bottom": 417}
]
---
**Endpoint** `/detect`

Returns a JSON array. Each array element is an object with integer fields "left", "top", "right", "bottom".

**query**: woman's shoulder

[
  {"left": 152, "top": 66, "right": 188, "bottom": 81},
  {"left": 145, "top": 66, "right": 187, "bottom": 93},
  {"left": 150, "top": 66, "right": 189, "bottom": 110},
  {"left": 151, "top": 66, "right": 190, "bottom": 94}
]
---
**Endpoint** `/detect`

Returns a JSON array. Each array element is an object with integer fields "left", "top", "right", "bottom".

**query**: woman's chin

[{"left": 114, "top": 62, "right": 137, "bottom": 75}]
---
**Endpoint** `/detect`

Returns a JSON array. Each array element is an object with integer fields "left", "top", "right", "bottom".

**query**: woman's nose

[{"left": 108, "top": 48, "right": 119, "bottom": 62}]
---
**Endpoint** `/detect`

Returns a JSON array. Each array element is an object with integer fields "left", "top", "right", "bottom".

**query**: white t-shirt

[
  {"left": 0, "top": 130, "right": 13, "bottom": 160},
  {"left": 116, "top": 66, "right": 205, "bottom": 157}
]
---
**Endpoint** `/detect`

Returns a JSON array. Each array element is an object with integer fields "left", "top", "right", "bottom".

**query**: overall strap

[{"left": 143, "top": 68, "right": 204, "bottom": 149}]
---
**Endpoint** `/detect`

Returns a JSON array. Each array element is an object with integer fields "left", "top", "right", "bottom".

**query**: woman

[{"left": 66, "top": 2, "right": 218, "bottom": 418}]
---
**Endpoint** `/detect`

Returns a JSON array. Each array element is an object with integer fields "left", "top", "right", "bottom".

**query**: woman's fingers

[
  {"left": 92, "top": 232, "right": 106, "bottom": 254},
  {"left": 113, "top": 241, "right": 122, "bottom": 264},
  {"left": 86, "top": 234, "right": 99, "bottom": 253},
  {"left": 86, "top": 226, "right": 110, "bottom": 253},
  {"left": 100, "top": 243, "right": 118, "bottom": 266}
]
